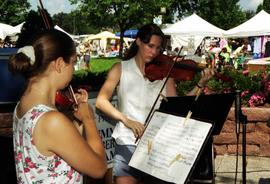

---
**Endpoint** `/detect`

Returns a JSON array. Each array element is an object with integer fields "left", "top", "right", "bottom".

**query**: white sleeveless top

[
  {"left": 112, "top": 57, "right": 166, "bottom": 145},
  {"left": 13, "top": 104, "right": 82, "bottom": 184}
]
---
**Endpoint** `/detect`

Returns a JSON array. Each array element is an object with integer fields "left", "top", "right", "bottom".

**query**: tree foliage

[
  {"left": 263, "top": 0, "right": 270, "bottom": 13},
  {"left": 196, "top": 0, "right": 246, "bottom": 30},
  {"left": 16, "top": 9, "right": 54, "bottom": 47},
  {"left": 170, "top": 0, "right": 200, "bottom": 19},
  {"left": 167, "top": 0, "right": 248, "bottom": 30},
  {"left": 0, "top": 0, "right": 30, "bottom": 25},
  {"left": 53, "top": 10, "right": 100, "bottom": 35},
  {"left": 69, "top": 0, "right": 174, "bottom": 57}
]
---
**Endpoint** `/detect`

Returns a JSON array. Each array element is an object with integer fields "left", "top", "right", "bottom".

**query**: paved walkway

[{"left": 214, "top": 155, "right": 270, "bottom": 184}]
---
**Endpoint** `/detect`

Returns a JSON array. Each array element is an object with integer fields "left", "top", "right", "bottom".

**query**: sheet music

[{"left": 129, "top": 111, "right": 212, "bottom": 184}]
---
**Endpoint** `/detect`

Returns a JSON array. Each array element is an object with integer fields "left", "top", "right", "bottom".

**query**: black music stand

[{"left": 159, "top": 93, "right": 235, "bottom": 183}]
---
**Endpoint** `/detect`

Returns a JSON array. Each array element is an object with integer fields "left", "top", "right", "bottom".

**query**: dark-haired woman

[{"left": 96, "top": 23, "right": 214, "bottom": 184}]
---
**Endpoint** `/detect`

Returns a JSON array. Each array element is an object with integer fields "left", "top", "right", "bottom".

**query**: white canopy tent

[
  {"left": 14, "top": 22, "right": 24, "bottom": 33},
  {"left": 162, "top": 13, "right": 226, "bottom": 54},
  {"left": 0, "top": 23, "right": 20, "bottom": 40},
  {"left": 163, "top": 13, "right": 225, "bottom": 37},
  {"left": 54, "top": 25, "right": 76, "bottom": 39},
  {"left": 84, "top": 31, "right": 133, "bottom": 52},
  {"left": 225, "top": 10, "right": 270, "bottom": 37}
]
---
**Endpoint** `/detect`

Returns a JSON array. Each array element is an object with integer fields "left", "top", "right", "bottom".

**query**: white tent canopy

[
  {"left": 225, "top": 10, "right": 270, "bottom": 37},
  {"left": 54, "top": 25, "right": 75, "bottom": 39},
  {"left": 14, "top": 22, "right": 24, "bottom": 33},
  {"left": 84, "top": 31, "right": 133, "bottom": 52},
  {"left": 162, "top": 13, "right": 225, "bottom": 55},
  {"left": 0, "top": 23, "right": 20, "bottom": 40},
  {"left": 163, "top": 13, "right": 226, "bottom": 37}
]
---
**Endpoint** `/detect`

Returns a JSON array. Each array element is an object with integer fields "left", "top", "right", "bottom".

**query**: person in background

[
  {"left": 96, "top": 23, "right": 214, "bottom": 184},
  {"left": 82, "top": 42, "right": 91, "bottom": 69},
  {"left": 9, "top": 29, "right": 107, "bottom": 183}
]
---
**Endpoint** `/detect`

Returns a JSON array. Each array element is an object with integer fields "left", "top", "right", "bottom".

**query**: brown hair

[
  {"left": 8, "top": 29, "right": 76, "bottom": 79},
  {"left": 123, "top": 23, "right": 165, "bottom": 60}
]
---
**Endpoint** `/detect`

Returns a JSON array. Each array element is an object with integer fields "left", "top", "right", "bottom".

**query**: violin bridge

[{"left": 159, "top": 93, "right": 168, "bottom": 102}]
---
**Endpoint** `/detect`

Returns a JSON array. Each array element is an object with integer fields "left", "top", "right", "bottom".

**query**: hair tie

[{"left": 17, "top": 46, "right": 35, "bottom": 65}]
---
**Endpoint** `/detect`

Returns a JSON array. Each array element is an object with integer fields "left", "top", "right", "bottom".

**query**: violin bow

[
  {"left": 38, "top": 0, "right": 52, "bottom": 29},
  {"left": 135, "top": 46, "right": 184, "bottom": 143},
  {"left": 38, "top": 0, "right": 78, "bottom": 108}
]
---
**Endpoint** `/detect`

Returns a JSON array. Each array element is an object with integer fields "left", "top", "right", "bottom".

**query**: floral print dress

[{"left": 13, "top": 104, "right": 82, "bottom": 184}]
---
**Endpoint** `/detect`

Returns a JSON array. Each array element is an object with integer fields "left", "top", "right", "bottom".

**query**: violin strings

[{"left": 68, "top": 85, "right": 78, "bottom": 105}]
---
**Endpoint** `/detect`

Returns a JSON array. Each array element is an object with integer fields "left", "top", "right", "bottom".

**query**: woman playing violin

[
  {"left": 9, "top": 29, "right": 107, "bottom": 183},
  {"left": 96, "top": 23, "right": 215, "bottom": 184}
]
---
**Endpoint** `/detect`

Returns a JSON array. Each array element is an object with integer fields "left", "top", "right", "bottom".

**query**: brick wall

[
  {"left": 214, "top": 107, "right": 270, "bottom": 157},
  {"left": 0, "top": 112, "right": 13, "bottom": 137},
  {"left": 1, "top": 107, "right": 270, "bottom": 157}
]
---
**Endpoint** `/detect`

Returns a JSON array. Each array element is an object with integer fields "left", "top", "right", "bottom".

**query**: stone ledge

[
  {"left": 227, "top": 107, "right": 270, "bottom": 122},
  {"left": 214, "top": 106, "right": 270, "bottom": 156}
]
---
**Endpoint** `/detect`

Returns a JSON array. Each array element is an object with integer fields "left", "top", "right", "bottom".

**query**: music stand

[{"left": 159, "top": 92, "right": 235, "bottom": 183}]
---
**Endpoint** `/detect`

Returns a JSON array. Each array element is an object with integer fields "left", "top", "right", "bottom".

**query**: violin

[
  {"left": 145, "top": 54, "right": 201, "bottom": 82},
  {"left": 144, "top": 54, "right": 231, "bottom": 83},
  {"left": 55, "top": 85, "right": 78, "bottom": 111}
]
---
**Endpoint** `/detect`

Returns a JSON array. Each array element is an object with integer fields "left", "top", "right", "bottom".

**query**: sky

[
  {"left": 29, "top": 0, "right": 77, "bottom": 15},
  {"left": 29, "top": 0, "right": 263, "bottom": 15},
  {"left": 239, "top": 0, "right": 263, "bottom": 10}
]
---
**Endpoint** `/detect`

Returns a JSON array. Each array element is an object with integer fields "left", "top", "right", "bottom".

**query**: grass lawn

[
  {"left": 89, "top": 57, "right": 120, "bottom": 73},
  {"left": 72, "top": 57, "right": 120, "bottom": 90}
]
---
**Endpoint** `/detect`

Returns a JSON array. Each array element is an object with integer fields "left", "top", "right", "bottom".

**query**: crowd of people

[
  {"left": 0, "top": 36, "right": 16, "bottom": 48},
  {"left": 162, "top": 36, "right": 270, "bottom": 72},
  {"left": 198, "top": 37, "right": 270, "bottom": 71},
  {"left": 203, "top": 38, "right": 252, "bottom": 70}
]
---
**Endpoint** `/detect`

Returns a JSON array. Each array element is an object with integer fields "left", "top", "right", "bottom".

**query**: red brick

[
  {"left": 260, "top": 145, "right": 270, "bottom": 157},
  {"left": 227, "top": 144, "right": 260, "bottom": 156},
  {"left": 0, "top": 128, "right": 13, "bottom": 137},
  {"left": 255, "top": 122, "right": 270, "bottom": 134},
  {"left": 214, "top": 133, "right": 237, "bottom": 144},
  {"left": 231, "top": 132, "right": 269, "bottom": 145},
  {"left": 0, "top": 113, "right": 13, "bottom": 128},
  {"left": 236, "top": 123, "right": 256, "bottom": 133},
  {"left": 221, "top": 120, "right": 235, "bottom": 133},
  {"left": 214, "top": 145, "right": 228, "bottom": 155},
  {"left": 246, "top": 132, "right": 269, "bottom": 145},
  {"left": 228, "top": 107, "right": 270, "bottom": 122}
]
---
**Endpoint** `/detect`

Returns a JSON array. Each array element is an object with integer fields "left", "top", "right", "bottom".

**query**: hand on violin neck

[
  {"left": 75, "top": 88, "right": 89, "bottom": 104},
  {"left": 172, "top": 56, "right": 184, "bottom": 62},
  {"left": 198, "top": 67, "right": 216, "bottom": 87}
]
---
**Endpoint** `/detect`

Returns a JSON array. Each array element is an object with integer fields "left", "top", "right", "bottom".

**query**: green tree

[
  {"left": 0, "top": 0, "right": 30, "bottom": 25},
  {"left": 53, "top": 10, "right": 99, "bottom": 35},
  {"left": 169, "top": 0, "right": 246, "bottom": 30},
  {"left": 263, "top": 0, "right": 270, "bottom": 13},
  {"left": 196, "top": 0, "right": 246, "bottom": 30},
  {"left": 170, "top": 0, "right": 200, "bottom": 18},
  {"left": 69, "top": 0, "right": 174, "bottom": 57},
  {"left": 257, "top": 4, "right": 263, "bottom": 13},
  {"left": 244, "top": 10, "right": 256, "bottom": 20},
  {"left": 16, "top": 9, "right": 54, "bottom": 47}
]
